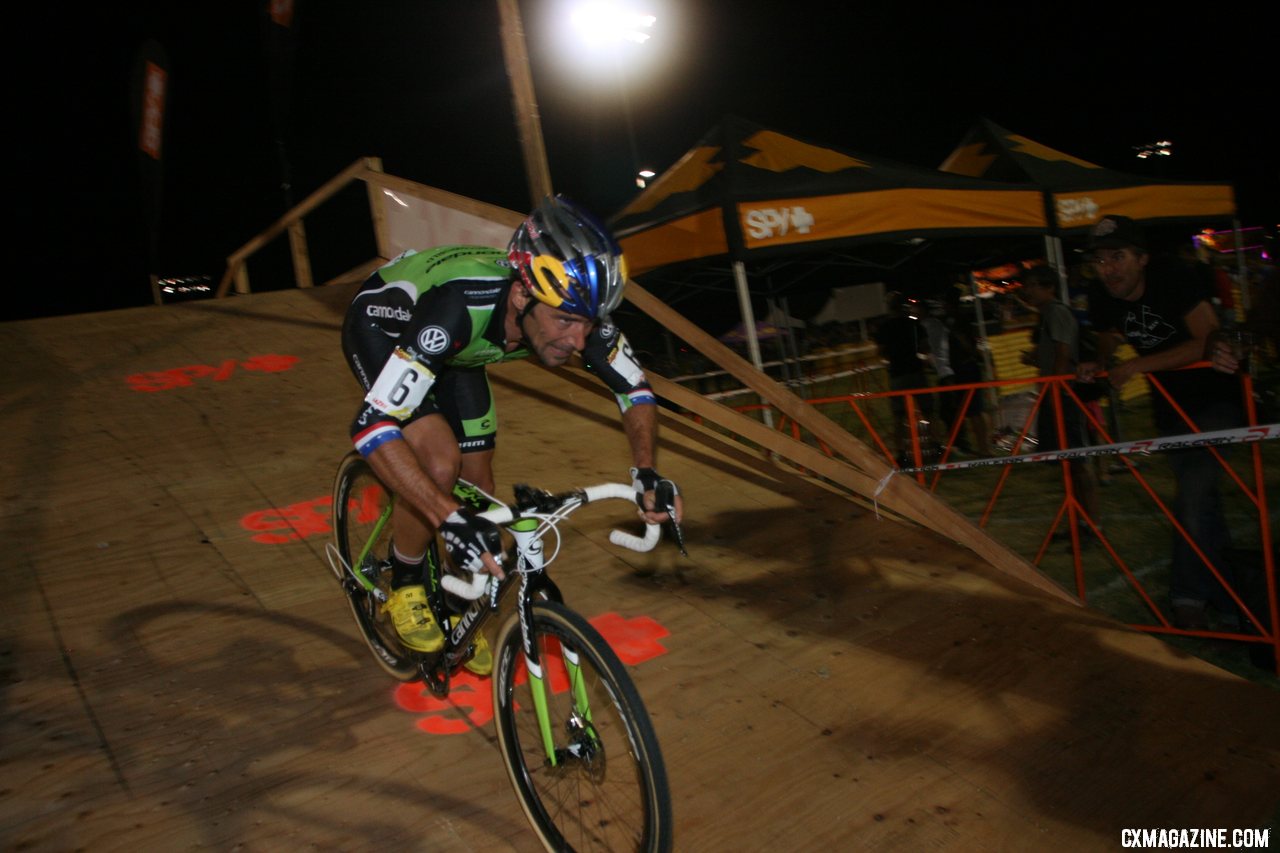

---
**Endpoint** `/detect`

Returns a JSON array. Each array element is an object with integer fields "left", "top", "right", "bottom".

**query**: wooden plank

[{"left": 287, "top": 220, "right": 313, "bottom": 289}]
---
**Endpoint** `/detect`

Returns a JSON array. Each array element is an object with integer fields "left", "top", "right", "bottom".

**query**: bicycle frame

[{"left": 340, "top": 482, "right": 598, "bottom": 767}]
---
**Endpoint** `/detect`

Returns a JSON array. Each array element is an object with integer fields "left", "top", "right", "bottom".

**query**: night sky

[{"left": 22, "top": 1, "right": 1278, "bottom": 321}]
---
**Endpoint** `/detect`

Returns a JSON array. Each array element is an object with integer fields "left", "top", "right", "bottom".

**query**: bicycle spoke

[
  {"left": 494, "top": 602, "right": 670, "bottom": 852},
  {"left": 332, "top": 453, "right": 417, "bottom": 680}
]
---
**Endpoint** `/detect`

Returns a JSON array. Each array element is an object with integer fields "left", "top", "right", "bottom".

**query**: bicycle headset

[{"left": 507, "top": 195, "right": 628, "bottom": 326}]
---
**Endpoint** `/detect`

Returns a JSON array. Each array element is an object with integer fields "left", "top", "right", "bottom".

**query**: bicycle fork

[{"left": 512, "top": 521, "right": 593, "bottom": 768}]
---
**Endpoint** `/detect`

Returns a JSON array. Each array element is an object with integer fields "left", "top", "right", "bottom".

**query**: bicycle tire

[
  {"left": 331, "top": 452, "right": 417, "bottom": 681},
  {"left": 492, "top": 600, "right": 672, "bottom": 852}
]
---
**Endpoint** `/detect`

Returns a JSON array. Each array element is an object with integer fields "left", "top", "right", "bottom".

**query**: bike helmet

[{"left": 507, "top": 196, "right": 628, "bottom": 321}]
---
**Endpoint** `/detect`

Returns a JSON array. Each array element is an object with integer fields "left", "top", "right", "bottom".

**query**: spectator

[
  {"left": 921, "top": 297, "right": 965, "bottom": 453},
  {"left": 1020, "top": 266, "right": 1100, "bottom": 542},
  {"left": 943, "top": 291, "right": 994, "bottom": 457},
  {"left": 874, "top": 292, "right": 939, "bottom": 465},
  {"left": 1078, "top": 216, "right": 1244, "bottom": 630}
]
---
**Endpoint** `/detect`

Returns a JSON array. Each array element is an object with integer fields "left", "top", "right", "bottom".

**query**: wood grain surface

[{"left": 2, "top": 285, "right": 1276, "bottom": 851}]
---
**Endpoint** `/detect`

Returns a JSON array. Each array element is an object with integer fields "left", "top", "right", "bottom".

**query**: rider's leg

[
  {"left": 382, "top": 414, "right": 460, "bottom": 653},
  {"left": 392, "top": 413, "right": 462, "bottom": 561},
  {"left": 459, "top": 450, "right": 496, "bottom": 495},
  {"left": 445, "top": 369, "right": 498, "bottom": 676}
]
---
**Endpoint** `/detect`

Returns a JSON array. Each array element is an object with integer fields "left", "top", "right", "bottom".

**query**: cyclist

[{"left": 341, "top": 196, "right": 682, "bottom": 674}]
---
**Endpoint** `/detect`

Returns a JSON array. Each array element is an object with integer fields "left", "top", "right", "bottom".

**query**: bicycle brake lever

[
  {"left": 653, "top": 480, "right": 688, "bottom": 557},
  {"left": 665, "top": 519, "right": 688, "bottom": 557}
]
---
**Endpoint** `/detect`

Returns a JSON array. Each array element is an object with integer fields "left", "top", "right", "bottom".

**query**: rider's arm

[
  {"left": 364, "top": 438, "right": 458, "bottom": 527},
  {"left": 621, "top": 401, "right": 658, "bottom": 468},
  {"left": 580, "top": 326, "right": 682, "bottom": 523},
  {"left": 620, "top": 403, "right": 683, "bottom": 523}
]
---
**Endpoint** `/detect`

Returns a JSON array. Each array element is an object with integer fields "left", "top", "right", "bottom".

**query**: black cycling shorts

[{"left": 342, "top": 307, "right": 498, "bottom": 454}]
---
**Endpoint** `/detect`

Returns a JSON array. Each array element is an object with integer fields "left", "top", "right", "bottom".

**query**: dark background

[{"left": 18, "top": 0, "right": 1277, "bottom": 322}]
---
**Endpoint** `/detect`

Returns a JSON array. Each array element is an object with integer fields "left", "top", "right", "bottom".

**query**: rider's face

[{"left": 522, "top": 302, "right": 594, "bottom": 367}]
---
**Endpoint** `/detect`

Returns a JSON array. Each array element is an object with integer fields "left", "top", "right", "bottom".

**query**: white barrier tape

[{"left": 874, "top": 423, "right": 1280, "bottom": 507}]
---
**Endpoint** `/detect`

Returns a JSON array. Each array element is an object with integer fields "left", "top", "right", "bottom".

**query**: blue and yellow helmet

[{"left": 508, "top": 196, "right": 628, "bottom": 321}]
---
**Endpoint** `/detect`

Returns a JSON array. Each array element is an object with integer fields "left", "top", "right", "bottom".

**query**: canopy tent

[
  {"left": 939, "top": 119, "right": 1237, "bottom": 235},
  {"left": 939, "top": 119, "right": 1240, "bottom": 300},
  {"left": 613, "top": 115, "right": 1048, "bottom": 275},
  {"left": 609, "top": 116, "right": 1049, "bottom": 371}
]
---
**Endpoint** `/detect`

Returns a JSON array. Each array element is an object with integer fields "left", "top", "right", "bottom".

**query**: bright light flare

[
  {"left": 569, "top": 2, "right": 655, "bottom": 46},
  {"left": 1134, "top": 139, "right": 1174, "bottom": 159}
]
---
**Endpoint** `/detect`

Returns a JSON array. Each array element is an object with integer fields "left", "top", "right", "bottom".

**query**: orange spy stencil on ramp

[{"left": 393, "top": 614, "right": 670, "bottom": 736}]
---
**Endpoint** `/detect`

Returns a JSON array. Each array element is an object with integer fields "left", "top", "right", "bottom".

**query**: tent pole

[
  {"left": 733, "top": 260, "right": 773, "bottom": 427},
  {"left": 781, "top": 294, "right": 802, "bottom": 384},
  {"left": 1046, "top": 234, "right": 1069, "bottom": 303},
  {"left": 1233, "top": 218, "right": 1250, "bottom": 315}
]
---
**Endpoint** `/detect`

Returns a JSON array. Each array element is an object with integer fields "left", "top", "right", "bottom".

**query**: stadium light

[{"left": 569, "top": 1, "right": 655, "bottom": 46}]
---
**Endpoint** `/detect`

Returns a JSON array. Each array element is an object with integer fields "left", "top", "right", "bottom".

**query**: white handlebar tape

[{"left": 609, "top": 523, "right": 661, "bottom": 553}]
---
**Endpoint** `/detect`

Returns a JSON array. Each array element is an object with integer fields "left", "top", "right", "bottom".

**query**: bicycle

[{"left": 327, "top": 451, "right": 681, "bottom": 852}]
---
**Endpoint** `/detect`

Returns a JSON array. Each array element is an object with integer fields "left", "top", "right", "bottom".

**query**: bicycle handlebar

[{"left": 439, "top": 483, "right": 662, "bottom": 601}]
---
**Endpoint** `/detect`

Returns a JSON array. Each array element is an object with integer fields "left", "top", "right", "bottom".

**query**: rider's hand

[
  {"left": 440, "top": 508, "right": 505, "bottom": 580},
  {"left": 631, "top": 467, "right": 683, "bottom": 525}
]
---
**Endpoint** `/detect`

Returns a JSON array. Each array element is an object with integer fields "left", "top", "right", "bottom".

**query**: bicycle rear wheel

[
  {"left": 331, "top": 452, "right": 416, "bottom": 680},
  {"left": 492, "top": 600, "right": 672, "bottom": 852}
]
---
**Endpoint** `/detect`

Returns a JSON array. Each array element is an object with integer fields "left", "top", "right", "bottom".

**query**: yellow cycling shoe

[
  {"left": 450, "top": 618, "right": 492, "bottom": 677},
  {"left": 385, "top": 585, "right": 444, "bottom": 653}
]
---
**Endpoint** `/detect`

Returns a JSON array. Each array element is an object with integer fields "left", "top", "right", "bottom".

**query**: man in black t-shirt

[{"left": 1078, "top": 216, "right": 1244, "bottom": 630}]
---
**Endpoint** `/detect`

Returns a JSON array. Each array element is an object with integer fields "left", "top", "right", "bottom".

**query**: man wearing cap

[{"left": 1078, "top": 215, "right": 1244, "bottom": 630}]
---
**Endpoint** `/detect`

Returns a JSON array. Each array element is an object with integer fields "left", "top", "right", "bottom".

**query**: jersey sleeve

[
  {"left": 581, "top": 324, "right": 656, "bottom": 412},
  {"left": 349, "top": 286, "right": 477, "bottom": 456}
]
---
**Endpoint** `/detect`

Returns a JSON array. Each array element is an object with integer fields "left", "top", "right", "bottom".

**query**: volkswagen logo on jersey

[{"left": 418, "top": 326, "right": 451, "bottom": 355}]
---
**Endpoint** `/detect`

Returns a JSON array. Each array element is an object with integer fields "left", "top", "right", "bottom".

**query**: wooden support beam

[
  {"left": 496, "top": 0, "right": 553, "bottom": 206},
  {"left": 627, "top": 281, "right": 1079, "bottom": 606},
  {"left": 287, "top": 221, "right": 313, "bottom": 289},
  {"left": 365, "top": 158, "right": 391, "bottom": 261}
]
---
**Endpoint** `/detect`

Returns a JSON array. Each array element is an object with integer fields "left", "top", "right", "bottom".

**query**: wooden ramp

[{"left": 2, "top": 285, "right": 1277, "bottom": 851}]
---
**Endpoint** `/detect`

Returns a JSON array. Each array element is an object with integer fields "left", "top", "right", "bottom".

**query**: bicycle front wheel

[
  {"left": 492, "top": 600, "right": 672, "bottom": 852},
  {"left": 331, "top": 452, "right": 417, "bottom": 680}
]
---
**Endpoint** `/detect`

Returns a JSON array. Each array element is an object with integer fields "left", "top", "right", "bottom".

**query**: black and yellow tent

[
  {"left": 939, "top": 118, "right": 1237, "bottom": 235},
  {"left": 611, "top": 116, "right": 1049, "bottom": 277},
  {"left": 608, "top": 117, "right": 1051, "bottom": 369}
]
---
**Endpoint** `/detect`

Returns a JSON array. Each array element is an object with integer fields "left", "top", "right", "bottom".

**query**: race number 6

[{"left": 365, "top": 348, "right": 435, "bottom": 419}]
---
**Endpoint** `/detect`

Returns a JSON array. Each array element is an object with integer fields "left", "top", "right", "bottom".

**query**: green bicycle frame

[
  {"left": 508, "top": 516, "right": 597, "bottom": 767},
  {"left": 345, "top": 484, "right": 595, "bottom": 767}
]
